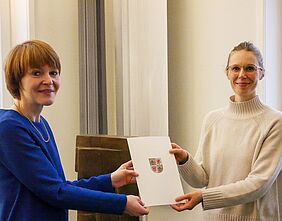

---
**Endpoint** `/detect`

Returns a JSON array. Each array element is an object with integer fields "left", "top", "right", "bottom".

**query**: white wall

[
  {"left": 264, "top": 0, "right": 282, "bottom": 109},
  {"left": 0, "top": 0, "right": 13, "bottom": 107},
  {"left": 10, "top": 0, "right": 30, "bottom": 45}
]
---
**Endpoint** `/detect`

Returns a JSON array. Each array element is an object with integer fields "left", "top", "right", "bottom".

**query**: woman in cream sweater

[{"left": 170, "top": 41, "right": 282, "bottom": 221}]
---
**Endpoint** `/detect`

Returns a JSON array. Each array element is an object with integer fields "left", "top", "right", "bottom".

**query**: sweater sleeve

[
  {"left": 0, "top": 119, "right": 127, "bottom": 214},
  {"left": 178, "top": 153, "right": 209, "bottom": 188},
  {"left": 202, "top": 116, "right": 282, "bottom": 210}
]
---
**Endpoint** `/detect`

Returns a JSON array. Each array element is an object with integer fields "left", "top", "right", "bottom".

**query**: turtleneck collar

[{"left": 225, "top": 95, "right": 266, "bottom": 119}]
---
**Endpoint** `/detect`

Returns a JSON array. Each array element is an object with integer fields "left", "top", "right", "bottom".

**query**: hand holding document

[{"left": 127, "top": 136, "right": 184, "bottom": 207}]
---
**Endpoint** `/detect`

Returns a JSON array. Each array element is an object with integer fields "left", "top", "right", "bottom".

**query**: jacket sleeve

[
  {"left": 68, "top": 174, "right": 115, "bottom": 193},
  {"left": 0, "top": 119, "right": 127, "bottom": 214}
]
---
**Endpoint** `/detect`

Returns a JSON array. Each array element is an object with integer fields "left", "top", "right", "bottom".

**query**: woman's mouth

[{"left": 39, "top": 89, "right": 55, "bottom": 94}]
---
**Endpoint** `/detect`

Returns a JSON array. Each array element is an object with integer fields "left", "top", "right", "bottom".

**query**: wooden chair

[{"left": 75, "top": 135, "right": 139, "bottom": 221}]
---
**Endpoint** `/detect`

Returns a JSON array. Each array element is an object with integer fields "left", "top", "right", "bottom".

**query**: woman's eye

[
  {"left": 245, "top": 66, "right": 255, "bottom": 72},
  {"left": 231, "top": 66, "right": 241, "bottom": 72},
  {"left": 50, "top": 71, "right": 59, "bottom": 77},
  {"left": 32, "top": 71, "right": 41, "bottom": 76}
]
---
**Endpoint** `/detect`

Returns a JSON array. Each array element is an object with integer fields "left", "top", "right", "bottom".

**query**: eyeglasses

[{"left": 226, "top": 64, "right": 264, "bottom": 74}]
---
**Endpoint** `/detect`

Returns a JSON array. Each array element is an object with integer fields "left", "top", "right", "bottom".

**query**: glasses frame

[{"left": 226, "top": 64, "right": 264, "bottom": 74}]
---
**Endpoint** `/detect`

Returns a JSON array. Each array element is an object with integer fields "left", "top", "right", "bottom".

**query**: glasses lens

[
  {"left": 244, "top": 65, "right": 256, "bottom": 72},
  {"left": 228, "top": 64, "right": 260, "bottom": 74}
]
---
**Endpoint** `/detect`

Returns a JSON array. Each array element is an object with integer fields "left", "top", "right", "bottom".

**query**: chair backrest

[{"left": 75, "top": 135, "right": 139, "bottom": 221}]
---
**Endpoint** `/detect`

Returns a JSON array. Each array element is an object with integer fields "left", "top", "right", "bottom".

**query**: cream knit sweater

[{"left": 179, "top": 96, "right": 282, "bottom": 221}]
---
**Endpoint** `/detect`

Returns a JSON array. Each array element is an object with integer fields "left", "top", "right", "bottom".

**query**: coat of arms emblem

[{"left": 148, "top": 157, "right": 163, "bottom": 173}]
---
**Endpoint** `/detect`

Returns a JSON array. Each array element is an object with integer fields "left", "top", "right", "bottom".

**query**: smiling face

[
  {"left": 226, "top": 50, "right": 264, "bottom": 102},
  {"left": 4, "top": 40, "right": 61, "bottom": 100},
  {"left": 20, "top": 65, "right": 61, "bottom": 108}
]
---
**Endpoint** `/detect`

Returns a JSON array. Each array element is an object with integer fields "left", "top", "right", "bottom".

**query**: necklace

[
  {"left": 29, "top": 118, "right": 50, "bottom": 143},
  {"left": 13, "top": 104, "right": 50, "bottom": 143}
]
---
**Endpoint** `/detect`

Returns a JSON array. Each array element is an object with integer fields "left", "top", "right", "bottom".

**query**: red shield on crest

[{"left": 148, "top": 158, "right": 163, "bottom": 173}]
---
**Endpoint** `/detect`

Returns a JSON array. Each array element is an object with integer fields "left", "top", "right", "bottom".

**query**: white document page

[{"left": 127, "top": 136, "right": 184, "bottom": 207}]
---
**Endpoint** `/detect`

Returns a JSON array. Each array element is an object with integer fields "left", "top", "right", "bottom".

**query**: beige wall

[
  {"left": 32, "top": 0, "right": 79, "bottom": 174},
  {"left": 105, "top": 0, "right": 117, "bottom": 135},
  {"left": 168, "top": 0, "right": 265, "bottom": 152}
]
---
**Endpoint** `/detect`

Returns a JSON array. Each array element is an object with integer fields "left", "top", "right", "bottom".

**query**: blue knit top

[{"left": 0, "top": 109, "right": 127, "bottom": 221}]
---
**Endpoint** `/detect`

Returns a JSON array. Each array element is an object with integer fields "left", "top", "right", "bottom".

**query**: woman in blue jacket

[{"left": 0, "top": 40, "right": 149, "bottom": 221}]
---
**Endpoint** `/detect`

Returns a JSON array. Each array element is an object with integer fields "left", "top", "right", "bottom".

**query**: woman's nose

[
  {"left": 238, "top": 68, "right": 247, "bottom": 78},
  {"left": 42, "top": 73, "right": 53, "bottom": 84}
]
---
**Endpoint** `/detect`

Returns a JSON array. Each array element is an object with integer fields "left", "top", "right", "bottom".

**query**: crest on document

[{"left": 149, "top": 158, "right": 163, "bottom": 173}]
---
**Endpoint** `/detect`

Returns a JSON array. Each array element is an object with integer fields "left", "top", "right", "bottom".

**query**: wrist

[
  {"left": 179, "top": 152, "right": 189, "bottom": 165},
  {"left": 111, "top": 173, "right": 117, "bottom": 188}
]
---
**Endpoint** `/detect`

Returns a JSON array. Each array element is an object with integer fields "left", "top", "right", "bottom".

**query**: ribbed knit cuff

[
  {"left": 178, "top": 156, "right": 208, "bottom": 188},
  {"left": 202, "top": 189, "right": 224, "bottom": 210},
  {"left": 178, "top": 155, "right": 198, "bottom": 177}
]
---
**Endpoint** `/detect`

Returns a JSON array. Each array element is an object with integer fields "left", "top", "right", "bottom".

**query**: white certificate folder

[{"left": 127, "top": 136, "right": 184, "bottom": 207}]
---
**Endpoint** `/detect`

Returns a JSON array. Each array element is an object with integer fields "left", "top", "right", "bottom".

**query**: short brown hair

[{"left": 4, "top": 40, "right": 61, "bottom": 99}]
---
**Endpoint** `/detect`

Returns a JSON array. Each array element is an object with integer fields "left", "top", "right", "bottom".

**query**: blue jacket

[{"left": 0, "top": 110, "right": 127, "bottom": 221}]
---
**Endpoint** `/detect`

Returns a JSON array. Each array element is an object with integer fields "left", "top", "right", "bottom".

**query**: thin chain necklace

[{"left": 14, "top": 104, "right": 50, "bottom": 143}]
